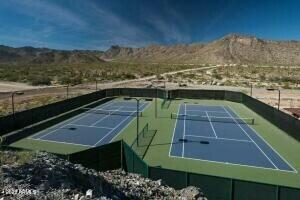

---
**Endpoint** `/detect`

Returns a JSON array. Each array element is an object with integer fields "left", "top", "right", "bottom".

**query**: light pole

[
  {"left": 250, "top": 83, "right": 253, "bottom": 97},
  {"left": 66, "top": 84, "right": 70, "bottom": 99},
  {"left": 155, "top": 87, "right": 158, "bottom": 118},
  {"left": 96, "top": 79, "right": 100, "bottom": 91},
  {"left": 124, "top": 97, "right": 141, "bottom": 146},
  {"left": 11, "top": 91, "right": 24, "bottom": 115},
  {"left": 267, "top": 88, "right": 281, "bottom": 110},
  {"left": 152, "top": 87, "right": 160, "bottom": 118},
  {"left": 124, "top": 97, "right": 152, "bottom": 146},
  {"left": 152, "top": 86, "right": 163, "bottom": 118}
]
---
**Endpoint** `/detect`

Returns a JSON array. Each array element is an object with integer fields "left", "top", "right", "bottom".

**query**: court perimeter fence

[
  {"left": 0, "top": 88, "right": 300, "bottom": 199},
  {"left": 106, "top": 88, "right": 300, "bottom": 142},
  {"left": 1, "top": 87, "right": 299, "bottom": 152},
  {"left": 62, "top": 140, "right": 300, "bottom": 200}
]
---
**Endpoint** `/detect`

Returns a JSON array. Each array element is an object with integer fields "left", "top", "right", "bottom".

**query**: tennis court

[
  {"left": 169, "top": 104, "right": 296, "bottom": 172},
  {"left": 29, "top": 100, "right": 149, "bottom": 147}
]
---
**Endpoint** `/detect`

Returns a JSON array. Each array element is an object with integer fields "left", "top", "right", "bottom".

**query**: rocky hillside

[
  {"left": 102, "top": 34, "right": 300, "bottom": 65},
  {"left": 0, "top": 151, "right": 205, "bottom": 199},
  {"left": 0, "top": 45, "right": 104, "bottom": 64}
]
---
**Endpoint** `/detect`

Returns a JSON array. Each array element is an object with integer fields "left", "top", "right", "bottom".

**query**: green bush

[
  {"left": 58, "top": 75, "right": 82, "bottom": 85},
  {"left": 28, "top": 75, "right": 52, "bottom": 86}
]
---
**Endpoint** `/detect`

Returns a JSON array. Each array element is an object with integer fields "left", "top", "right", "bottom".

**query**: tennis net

[
  {"left": 171, "top": 113, "right": 254, "bottom": 125},
  {"left": 82, "top": 108, "right": 142, "bottom": 117}
]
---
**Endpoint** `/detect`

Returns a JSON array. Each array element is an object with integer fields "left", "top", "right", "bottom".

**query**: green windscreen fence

[
  {"left": 234, "top": 180, "right": 278, "bottom": 200},
  {"left": 0, "top": 90, "right": 106, "bottom": 136},
  {"left": 105, "top": 88, "right": 121, "bottom": 97},
  {"left": 242, "top": 94, "right": 300, "bottom": 141},
  {"left": 123, "top": 141, "right": 148, "bottom": 177},
  {"left": 146, "top": 167, "right": 300, "bottom": 200},
  {"left": 157, "top": 88, "right": 168, "bottom": 99},
  {"left": 68, "top": 140, "right": 122, "bottom": 171},
  {"left": 189, "top": 173, "right": 232, "bottom": 200},
  {"left": 169, "top": 89, "right": 226, "bottom": 100},
  {"left": 120, "top": 88, "right": 157, "bottom": 98},
  {"left": 148, "top": 167, "right": 188, "bottom": 189},
  {"left": 280, "top": 187, "right": 300, "bottom": 200},
  {"left": 224, "top": 91, "right": 243, "bottom": 102},
  {"left": 2, "top": 97, "right": 112, "bottom": 145}
]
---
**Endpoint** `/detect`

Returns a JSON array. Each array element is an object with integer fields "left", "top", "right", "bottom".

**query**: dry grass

[
  {"left": 0, "top": 150, "right": 34, "bottom": 166},
  {"left": 166, "top": 66, "right": 300, "bottom": 89}
]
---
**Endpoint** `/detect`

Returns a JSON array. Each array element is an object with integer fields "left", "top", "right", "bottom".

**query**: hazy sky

[{"left": 0, "top": 0, "right": 299, "bottom": 50}]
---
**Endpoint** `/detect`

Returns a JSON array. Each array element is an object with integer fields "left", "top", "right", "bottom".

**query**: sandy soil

[
  {"left": 0, "top": 66, "right": 299, "bottom": 117},
  {"left": 0, "top": 81, "right": 54, "bottom": 93}
]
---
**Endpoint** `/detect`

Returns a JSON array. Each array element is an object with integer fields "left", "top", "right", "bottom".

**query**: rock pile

[{"left": 0, "top": 151, "right": 206, "bottom": 199}]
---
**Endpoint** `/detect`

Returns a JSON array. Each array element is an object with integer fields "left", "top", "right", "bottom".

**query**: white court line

[
  {"left": 91, "top": 107, "right": 121, "bottom": 126},
  {"left": 182, "top": 104, "right": 187, "bottom": 157},
  {"left": 32, "top": 101, "right": 147, "bottom": 147},
  {"left": 205, "top": 111, "right": 218, "bottom": 138},
  {"left": 168, "top": 105, "right": 181, "bottom": 157},
  {"left": 109, "top": 102, "right": 152, "bottom": 142},
  {"left": 222, "top": 106, "right": 279, "bottom": 170},
  {"left": 94, "top": 102, "right": 150, "bottom": 146},
  {"left": 169, "top": 154, "right": 296, "bottom": 173},
  {"left": 227, "top": 105, "right": 298, "bottom": 173},
  {"left": 29, "top": 137, "right": 93, "bottom": 147},
  {"left": 37, "top": 101, "right": 116, "bottom": 140},
  {"left": 184, "top": 104, "right": 221, "bottom": 107},
  {"left": 90, "top": 102, "right": 146, "bottom": 127},
  {"left": 93, "top": 114, "right": 135, "bottom": 146},
  {"left": 68, "top": 124, "right": 113, "bottom": 130},
  {"left": 111, "top": 101, "right": 147, "bottom": 109},
  {"left": 29, "top": 100, "right": 115, "bottom": 139},
  {"left": 185, "top": 134, "right": 253, "bottom": 143},
  {"left": 186, "top": 109, "right": 227, "bottom": 114}
]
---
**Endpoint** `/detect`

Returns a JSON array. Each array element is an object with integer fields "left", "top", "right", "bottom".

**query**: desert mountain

[
  {"left": 2, "top": 34, "right": 300, "bottom": 66},
  {"left": 0, "top": 45, "right": 104, "bottom": 64},
  {"left": 102, "top": 34, "right": 300, "bottom": 65}
]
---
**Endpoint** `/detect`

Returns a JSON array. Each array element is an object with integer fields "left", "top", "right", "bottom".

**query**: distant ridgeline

[{"left": 101, "top": 34, "right": 300, "bottom": 65}]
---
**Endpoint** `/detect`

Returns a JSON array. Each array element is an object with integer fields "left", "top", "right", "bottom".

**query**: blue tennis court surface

[
  {"left": 29, "top": 100, "right": 149, "bottom": 147},
  {"left": 170, "top": 104, "right": 296, "bottom": 172}
]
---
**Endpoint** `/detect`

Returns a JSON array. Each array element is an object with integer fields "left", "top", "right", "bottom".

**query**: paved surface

[
  {"left": 170, "top": 104, "right": 296, "bottom": 172},
  {"left": 30, "top": 100, "right": 149, "bottom": 147}
]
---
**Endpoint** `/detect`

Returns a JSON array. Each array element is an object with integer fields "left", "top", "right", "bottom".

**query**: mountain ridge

[
  {"left": 2, "top": 33, "right": 300, "bottom": 65},
  {"left": 0, "top": 45, "right": 105, "bottom": 64},
  {"left": 102, "top": 34, "right": 300, "bottom": 65}
]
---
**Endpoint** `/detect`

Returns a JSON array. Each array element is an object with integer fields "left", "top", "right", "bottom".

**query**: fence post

[
  {"left": 230, "top": 179, "right": 234, "bottom": 200},
  {"left": 146, "top": 164, "right": 149, "bottom": 178},
  {"left": 120, "top": 141, "right": 123, "bottom": 170},
  {"left": 185, "top": 172, "right": 189, "bottom": 187},
  {"left": 132, "top": 150, "right": 134, "bottom": 173},
  {"left": 276, "top": 186, "right": 280, "bottom": 200}
]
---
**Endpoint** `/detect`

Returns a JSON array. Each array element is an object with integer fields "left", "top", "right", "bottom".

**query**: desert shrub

[
  {"left": 28, "top": 75, "right": 52, "bottom": 85},
  {"left": 212, "top": 70, "right": 222, "bottom": 80},
  {"left": 259, "top": 73, "right": 266, "bottom": 81},
  {"left": 282, "top": 82, "right": 291, "bottom": 89}
]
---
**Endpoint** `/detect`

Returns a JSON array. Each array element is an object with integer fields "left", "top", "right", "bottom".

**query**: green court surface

[{"left": 11, "top": 98, "right": 300, "bottom": 188}]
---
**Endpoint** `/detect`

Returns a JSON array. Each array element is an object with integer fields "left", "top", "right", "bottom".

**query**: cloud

[
  {"left": 5, "top": 0, "right": 87, "bottom": 29},
  {"left": 0, "top": 0, "right": 190, "bottom": 49},
  {"left": 144, "top": 3, "right": 191, "bottom": 43},
  {"left": 78, "top": 1, "right": 154, "bottom": 47}
]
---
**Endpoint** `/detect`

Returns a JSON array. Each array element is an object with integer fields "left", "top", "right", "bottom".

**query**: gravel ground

[{"left": 0, "top": 151, "right": 206, "bottom": 200}]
